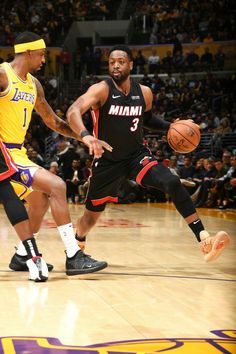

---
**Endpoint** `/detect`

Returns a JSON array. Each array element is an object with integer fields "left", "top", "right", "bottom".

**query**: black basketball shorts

[{"left": 86, "top": 147, "right": 158, "bottom": 211}]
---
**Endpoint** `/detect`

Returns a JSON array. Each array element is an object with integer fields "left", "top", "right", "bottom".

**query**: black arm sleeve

[{"left": 143, "top": 111, "right": 171, "bottom": 132}]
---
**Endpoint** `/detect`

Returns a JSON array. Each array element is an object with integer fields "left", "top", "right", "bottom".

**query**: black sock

[
  {"left": 75, "top": 234, "right": 86, "bottom": 242},
  {"left": 22, "top": 237, "right": 40, "bottom": 259},
  {"left": 188, "top": 219, "right": 204, "bottom": 242}
]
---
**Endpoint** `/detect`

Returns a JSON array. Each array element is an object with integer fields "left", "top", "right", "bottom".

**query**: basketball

[{"left": 167, "top": 120, "right": 200, "bottom": 153}]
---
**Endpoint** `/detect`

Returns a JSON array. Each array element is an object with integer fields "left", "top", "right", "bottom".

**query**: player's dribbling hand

[{"left": 82, "top": 135, "right": 113, "bottom": 158}]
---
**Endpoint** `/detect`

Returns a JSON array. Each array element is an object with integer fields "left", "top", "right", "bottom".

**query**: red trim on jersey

[
  {"left": 91, "top": 196, "right": 118, "bottom": 206},
  {"left": 136, "top": 161, "right": 158, "bottom": 186},
  {"left": 0, "top": 141, "right": 18, "bottom": 181},
  {"left": 91, "top": 109, "right": 99, "bottom": 138}
]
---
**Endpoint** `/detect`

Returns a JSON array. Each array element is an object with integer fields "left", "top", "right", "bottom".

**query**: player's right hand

[{"left": 82, "top": 135, "right": 113, "bottom": 158}]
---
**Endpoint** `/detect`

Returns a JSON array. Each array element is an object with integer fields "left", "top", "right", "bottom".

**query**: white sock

[
  {"left": 16, "top": 233, "right": 39, "bottom": 256},
  {"left": 57, "top": 223, "right": 80, "bottom": 258}
]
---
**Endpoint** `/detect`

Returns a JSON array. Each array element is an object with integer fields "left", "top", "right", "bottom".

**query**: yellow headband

[{"left": 14, "top": 39, "right": 46, "bottom": 54}]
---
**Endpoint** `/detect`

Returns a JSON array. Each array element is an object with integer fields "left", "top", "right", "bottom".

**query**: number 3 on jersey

[
  {"left": 131, "top": 118, "right": 139, "bottom": 132},
  {"left": 23, "top": 107, "right": 27, "bottom": 128}
]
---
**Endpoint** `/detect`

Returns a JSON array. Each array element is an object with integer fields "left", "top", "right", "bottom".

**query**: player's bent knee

[
  {"left": 51, "top": 177, "right": 67, "bottom": 195},
  {"left": 165, "top": 175, "right": 182, "bottom": 195}
]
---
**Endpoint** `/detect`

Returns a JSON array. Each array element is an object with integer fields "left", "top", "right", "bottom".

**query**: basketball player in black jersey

[
  {"left": 67, "top": 45, "right": 230, "bottom": 262},
  {"left": 0, "top": 140, "right": 48, "bottom": 281}
]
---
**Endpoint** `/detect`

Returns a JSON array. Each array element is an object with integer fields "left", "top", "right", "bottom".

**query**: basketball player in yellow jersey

[
  {"left": 0, "top": 31, "right": 112, "bottom": 277},
  {"left": 0, "top": 140, "right": 48, "bottom": 282}
]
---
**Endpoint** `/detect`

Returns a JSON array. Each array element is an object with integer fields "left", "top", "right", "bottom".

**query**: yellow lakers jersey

[{"left": 0, "top": 62, "right": 37, "bottom": 144}]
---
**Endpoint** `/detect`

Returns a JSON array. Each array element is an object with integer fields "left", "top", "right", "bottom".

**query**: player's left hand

[{"left": 82, "top": 135, "right": 113, "bottom": 158}]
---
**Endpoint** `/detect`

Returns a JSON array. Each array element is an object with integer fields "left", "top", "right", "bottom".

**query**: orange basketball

[{"left": 167, "top": 120, "right": 200, "bottom": 153}]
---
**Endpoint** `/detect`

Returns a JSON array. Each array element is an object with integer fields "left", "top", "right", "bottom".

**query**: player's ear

[{"left": 25, "top": 50, "right": 32, "bottom": 59}]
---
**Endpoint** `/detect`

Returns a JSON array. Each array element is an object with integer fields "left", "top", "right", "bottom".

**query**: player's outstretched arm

[{"left": 67, "top": 81, "right": 112, "bottom": 158}]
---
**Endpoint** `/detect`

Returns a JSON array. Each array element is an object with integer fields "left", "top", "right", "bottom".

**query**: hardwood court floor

[{"left": 0, "top": 202, "right": 235, "bottom": 353}]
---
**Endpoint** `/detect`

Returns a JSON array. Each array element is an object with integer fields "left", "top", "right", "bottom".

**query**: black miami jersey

[
  {"left": 86, "top": 78, "right": 159, "bottom": 211},
  {"left": 91, "top": 78, "right": 146, "bottom": 161}
]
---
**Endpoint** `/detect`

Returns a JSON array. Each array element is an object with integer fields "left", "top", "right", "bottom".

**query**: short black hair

[
  {"left": 14, "top": 31, "right": 42, "bottom": 45},
  {"left": 109, "top": 45, "right": 133, "bottom": 61}
]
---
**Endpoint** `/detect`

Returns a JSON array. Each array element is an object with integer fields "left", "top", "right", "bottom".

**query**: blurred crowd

[
  {"left": 128, "top": 0, "right": 235, "bottom": 44},
  {"left": 1, "top": 0, "right": 235, "bottom": 47},
  {"left": 0, "top": 0, "right": 117, "bottom": 47},
  {"left": 133, "top": 46, "right": 227, "bottom": 75}
]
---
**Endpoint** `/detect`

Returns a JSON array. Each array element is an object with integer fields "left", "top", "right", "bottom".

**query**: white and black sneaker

[
  {"left": 26, "top": 256, "right": 48, "bottom": 282},
  {"left": 9, "top": 252, "right": 53, "bottom": 272}
]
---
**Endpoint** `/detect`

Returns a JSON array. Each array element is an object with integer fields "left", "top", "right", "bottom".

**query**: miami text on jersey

[{"left": 108, "top": 105, "right": 143, "bottom": 116}]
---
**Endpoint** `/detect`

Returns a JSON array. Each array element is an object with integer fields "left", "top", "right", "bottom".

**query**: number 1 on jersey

[{"left": 23, "top": 107, "right": 27, "bottom": 128}]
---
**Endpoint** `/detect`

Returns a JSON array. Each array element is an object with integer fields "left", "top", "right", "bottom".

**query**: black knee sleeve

[
  {"left": 142, "top": 164, "right": 196, "bottom": 218},
  {"left": 0, "top": 179, "right": 29, "bottom": 225}
]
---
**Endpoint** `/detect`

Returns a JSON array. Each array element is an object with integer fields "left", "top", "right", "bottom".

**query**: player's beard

[{"left": 110, "top": 69, "right": 129, "bottom": 84}]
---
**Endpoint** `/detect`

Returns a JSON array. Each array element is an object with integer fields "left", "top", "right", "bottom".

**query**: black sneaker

[
  {"left": 66, "top": 250, "right": 108, "bottom": 275},
  {"left": 9, "top": 253, "right": 54, "bottom": 272}
]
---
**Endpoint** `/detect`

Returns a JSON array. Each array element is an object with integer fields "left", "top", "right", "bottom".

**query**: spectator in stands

[
  {"left": 56, "top": 139, "right": 80, "bottom": 179},
  {"left": 168, "top": 155, "right": 179, "bottom": 175},
  {"left": 64, "top": 159, "right": 84, "bottom": 204},
  {"left": 216, "top": 155, "right": 236, "bottom": 209},
  {"left": 214, "top": 117, "right": 232, "bottom": 135},
  {"left": 193, "top": 158, "right": 217, "bottom": 207},
  {"left": 81, "top": 47, "right": 94, "bottom": 76},
  {"left": 190, "top": 33, "right": 200, "bottom": 43},
  {"left": 214, "top": 47, "right": 226, "bottom": 70},
  {"left": 178, "top": 156, "right": 196, "bottom": 193},
  {"left": 27, "top": 147, "right": 44, "bottom": 167},
  {"left": 78, "top": 158, "right": 93, "bottom": 204},
  {"left": 73, "top": 49, "right": 82, "bottom": 79},
  {"left": 151, "top": 75, "right": 166, "bottom": 95},
  {"left": 192, "top": 158, "right": 206, "bottom": 183},
  {"left": 133, "top": 50, "right": 146, "bottom": 74},
  {"left": 140, "top": 73, "right": 152, "bottom": 87},
  {"left": 200, "top": 47, "right": 213, "bottom": 71},
  {"left": 172, "top": 35, "right": 183, "bottom": 56},
  {"left": 205, "top": 159, "right": 229, "bottom": 207},
  {"left": 222, "top": 151, "right": 232, "bottom": 170},
  {"left": 149, "top": 30, "right": 158, "bottom": 44},
  {"left": 211, "top": 118, "right": 232, "bottom": 156},
  {"left": 185, "top": 49, "right": 199, "bottom": 72},
  {"left": 203, "top": 33, "right": 214, "bottom": 43},
  {"left": 81, "top": 158, "right": 92, "bottom": 181},
  {"left": 161, "top": 50, "right": 173, "bottom": 73},
  {"left": 172, "top": 50, "right": 185, "bottom": 72},
  {"left": 93, "top": 47, "right": 102, "bottom": 75},
  {"left": 48, "top": 161, "right": 60, "bottom": 175},
  {"left": 60, "top": 46, "right": 71, "bottom": 81},
  {"left": 147, "top": 49, "right": 160, "bottom": 74}
]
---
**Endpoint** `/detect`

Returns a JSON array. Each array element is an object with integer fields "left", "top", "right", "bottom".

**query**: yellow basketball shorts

[{"left": 7, "top": 147, "right": 40, "bottom": 200}]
